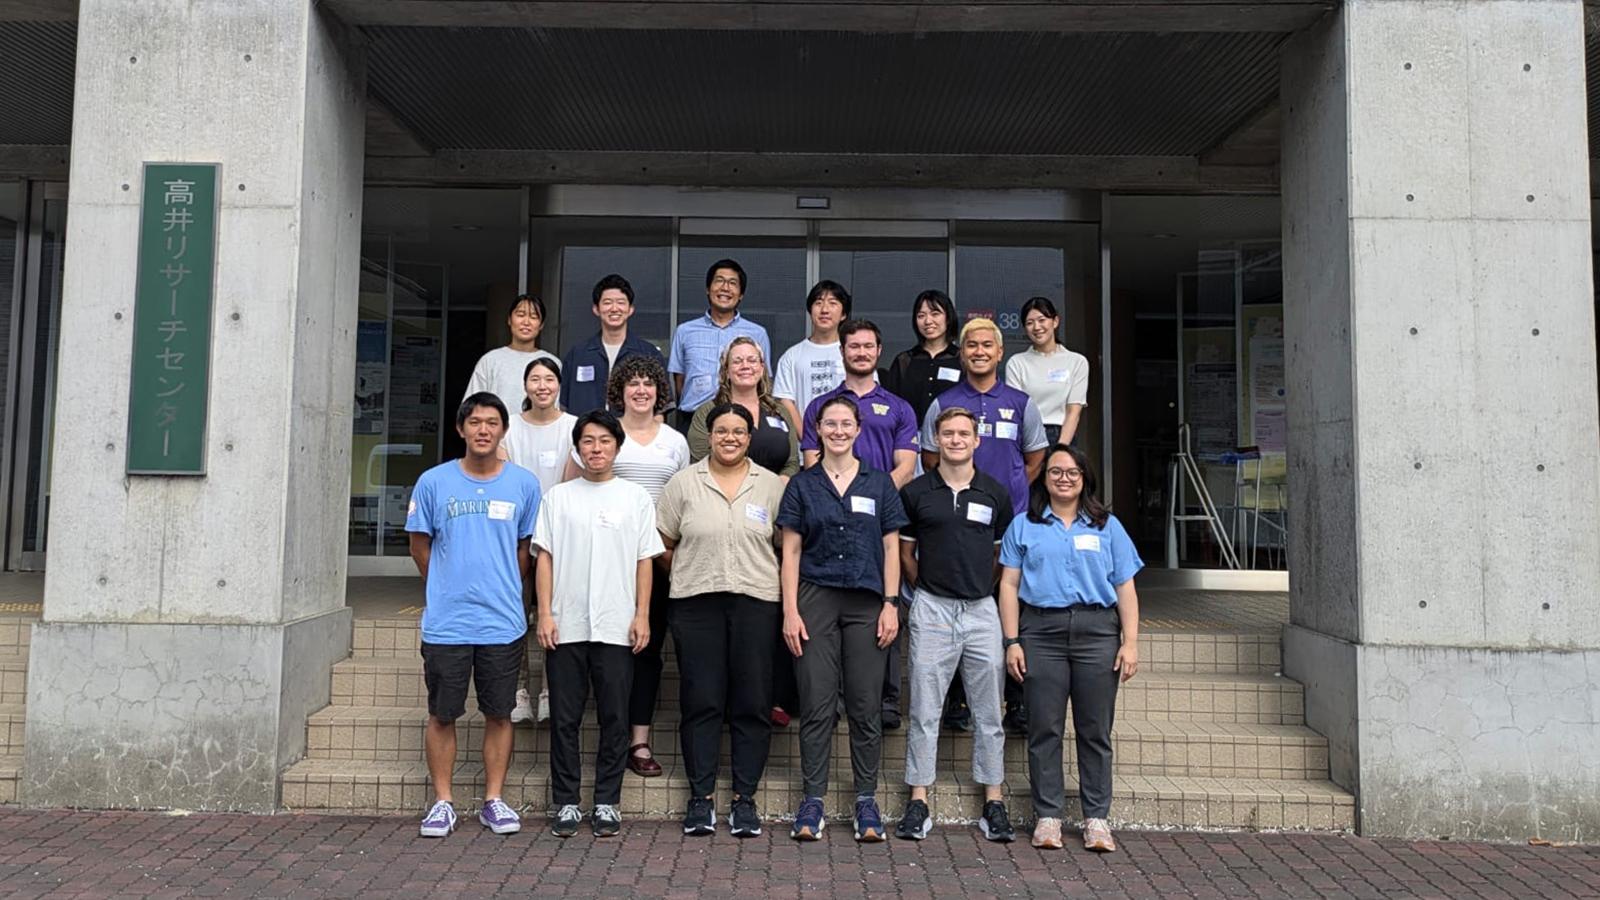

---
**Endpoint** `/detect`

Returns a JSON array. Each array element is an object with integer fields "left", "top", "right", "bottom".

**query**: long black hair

[
  {"left": 911, "top": 289, "right": 957, "bottom": 346},
  {"left": 1026, "top": 443, "right": 1110, "bottom": 529}
]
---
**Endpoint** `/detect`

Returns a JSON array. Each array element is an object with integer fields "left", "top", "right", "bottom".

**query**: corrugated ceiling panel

[
  {"left": 364, "top": 27, "right": 1286, "bottom": 157},
  {"left": 0, "top": 22, "right": 76, "bottom": 145}
]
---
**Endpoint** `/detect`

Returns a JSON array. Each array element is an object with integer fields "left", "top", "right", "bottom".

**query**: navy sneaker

[
  {"left": 979, "top": 800, "right": 1015, "bottom": 842},
  {"left": 853, "top": 796, "right": 886, "bottom": 843},
  {"left": 592, "top": 803, "right": 622, "bottom": 837},
  {"left": 729, "top": 795, "right": 762, "bottom": 838},
  {"left": 551, "top": 804, "right": 582, "bottom": 838},
  {"left": 790, "top": 796, "right": 825, "bottom": 841},
  {"left": 895, "top": 799, "right": 931, "bottom": 840},
  {"left": 683, "top": 796, "right": 715, "bottom": 836}
]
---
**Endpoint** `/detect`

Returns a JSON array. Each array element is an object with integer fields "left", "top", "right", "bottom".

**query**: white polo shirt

[{"left": 533, "top": 476, "right": 665, "bottom": 647}]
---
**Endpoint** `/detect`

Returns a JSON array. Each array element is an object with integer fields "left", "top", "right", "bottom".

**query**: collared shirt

[
  {"left": 999, "top": 509, "right": 1142, "bottom": 609},
  {"left": 668, "top": 312, "right": 773, "bottom": 410},
  {"left": 657, "top": 460, "right": 786, "bottom": 603},
  {"left": 899, "top": 468, "right": 1015, "bottom": 600},
  {"left": 776, "top": 461, "right": 909, "bottom": 594},
  {"left": 559, "top": 332, "right": 666, "bottom": 416},
  {"left": 533, "top": 477, "right": 665, "bottom": 646},
  {"left": 798, "top": 382, "right": 919, "bottom": 473},
  {"left": 883, "top": 344, "right": 962, "bottom": 426},
  {"left": 921, "top": 380, "right": 1048, "bottom": 515},
  {"left": 1004, "top": 345, "right": 1091, "bottom": 427}
]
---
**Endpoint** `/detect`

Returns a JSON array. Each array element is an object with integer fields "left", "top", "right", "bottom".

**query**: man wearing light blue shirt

[{"left": 668, "top": 258, "right": 772, "bottom": 429}]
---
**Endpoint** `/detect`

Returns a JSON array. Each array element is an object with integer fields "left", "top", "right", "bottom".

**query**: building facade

[{"left": 0, "top": 0, "right": 1596, "bottom": 839}]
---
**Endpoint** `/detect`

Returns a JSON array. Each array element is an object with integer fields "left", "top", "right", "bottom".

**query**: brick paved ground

[{"left": 1, "top": 809, "right": 1598, "bottom": 899}]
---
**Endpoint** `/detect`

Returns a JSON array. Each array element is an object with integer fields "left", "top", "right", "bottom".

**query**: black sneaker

[
  {"left": 683, "top": 796, "right": 715, "bottom": 836},
  {"left": 551, "top": 803, "right": 582, "bottom": 838},
  {"left": 979, "top": 800, "right": 1015, "bottom": 842},
  {"left": 1003, "top": 704, "right": 1029, "bottom": 737},
  {"left": 592, "top": 803, "right": 621, "bottom": 837},
  {"left": 882, "top": 708, "right": 902, "bottom": 730},
  {"left": 729, "top": 795, "right": 762, "bottom": 838},
  {"left": 895, "top": 799, "right": 932, "bottom": 841}
]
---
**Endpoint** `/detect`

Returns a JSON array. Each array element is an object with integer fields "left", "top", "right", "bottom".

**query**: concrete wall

[
  {"left": 24, "top": 0, "right": 365, "bottom": 811},
  {"left": 1282, "top": 0, "right": 1600, "bottom": 840}
]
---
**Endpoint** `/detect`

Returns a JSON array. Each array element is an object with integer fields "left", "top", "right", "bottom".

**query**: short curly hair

[{"left": 606, "top": 353, "right": 671, "bottom": 415}]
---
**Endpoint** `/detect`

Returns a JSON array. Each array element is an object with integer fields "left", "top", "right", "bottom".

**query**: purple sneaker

[
  {"left": 419, "top": 800, "right": 456, "bottom": 838},
  {"left": 478, "top": 797, "right": 522, "bottom": 835}
]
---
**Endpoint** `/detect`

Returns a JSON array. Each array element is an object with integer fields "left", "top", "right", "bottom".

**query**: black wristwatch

[
  {"left": 1003, "top": 637, "right": 1022, "bottom": 649},
  {"left": 884, "top": 595, "right": 900, "bottom": 606}
]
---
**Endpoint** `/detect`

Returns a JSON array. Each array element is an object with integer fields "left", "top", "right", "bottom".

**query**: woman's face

[
  {"left": 624, "top": 374, "right": 657, "bottom": 414},
  {"left": 524, "top": 366, "right": 560, "bottom": 411},
  {"left": 509, "top": 301, "right": 543, "bottom": 343},
  {"left": 726, "top": 344, "right": 764, "bottom": 391},
  {"left": 1044, "top": 450, "right": 1085, "bottom": 505},
  {"left": 1023, "top": 310, "right": 1059, "bottom": 349},
  {"left": 709, "top": 412, "right": 751, "bottom": 468},
  {"left": 915, "top": 302, "right": 947, "bottom": 343},
  {"left": 817, "top": 404, "right": 860, "bottom": 456}
]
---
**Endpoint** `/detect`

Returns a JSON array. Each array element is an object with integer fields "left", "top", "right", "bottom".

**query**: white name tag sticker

[
  {"left": 745, "top": 503, "right": 770, "bottom": 525},
  {"left": 487, "top": 500, "right": 515, "bottom": 521},
  {"left": 966, "top": 503, "right": 993, "bottom": 525},
  {"left": 1048, "top": 368, "right": 1071, "bottom": 383},
  {"left": 767, "top": 415, "right": 788, "bottom": 432},
  {"left": 576, "top": 365, "right": 595, "bottom": 383},
  {"left": 850, "top": 496, "right": 877, "bottom": 516},
  {"left": 937, "top": 367, "right": 960, "bottom": 382},
  {"left": 1074, "top": 533, "right": 1102, "bottom": 552},
  {"left": 596, "top": 509, "right": 619, "bottom": 529},
  {"left": 995, "top": 421, "right": 1019, "bottom": 441},
  {"left": 538, "top": 450, "right": 560, "bottom": 468}
]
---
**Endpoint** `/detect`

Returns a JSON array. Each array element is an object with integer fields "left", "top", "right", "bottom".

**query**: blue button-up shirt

[
  {"left": 559, "top": 333, "right": 667, "bottom": 415},
  {"left": 800, "top": 382, "right": 919, "bottom": 473},
  {"left": 668, "top": 312, "right": 772, "bottom": 410},
  {"left": 922, "top": 380, "right": 1049, "bottom": 515},
  {"left": 776, "top": 461, "right": 909, "bottom": 594},
  {"left": 999, "top": 509, "right": 1143, "bottom": 608}
]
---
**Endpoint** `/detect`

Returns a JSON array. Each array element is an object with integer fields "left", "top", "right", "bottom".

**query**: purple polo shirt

[
  {"left": 800, "top": 382, "right": 919, "bottom": 472},
  {"left": 921, "top": 380, "right": 1049, "bottom": 514}
]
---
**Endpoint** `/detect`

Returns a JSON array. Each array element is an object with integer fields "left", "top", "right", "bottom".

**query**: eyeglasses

[
  {"left": 710, "top": 275, "right": 742, "bottom": 289},
  {"left": 1047, "top": 467, "right": 1084, "bottom": 481},
  {"left": 710, "top": 427, "right": 749, "bottom": 439}
]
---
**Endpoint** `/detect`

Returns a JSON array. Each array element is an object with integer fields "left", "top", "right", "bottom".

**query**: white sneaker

[
  {"left": 510, "top": 688, "right": 535, "bottom": 724},
  {"left": 536, "top": 688, "right": 550, "bottom": 723}
]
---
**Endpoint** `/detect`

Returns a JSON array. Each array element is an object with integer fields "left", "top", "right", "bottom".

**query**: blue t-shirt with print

[{"left": 405, "top": 460, "right": 541, "bottom": 645}]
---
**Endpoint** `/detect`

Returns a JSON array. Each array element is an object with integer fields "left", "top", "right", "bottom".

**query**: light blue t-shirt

[
  {"left": 668, "top": 311, "right": 773, "bottom": 410},
  {"left": 999, "top": 509, "right": 1142, "bottom": 608},
  {"left": 405, "top": 460, "right": 541, "bottom": 645}
]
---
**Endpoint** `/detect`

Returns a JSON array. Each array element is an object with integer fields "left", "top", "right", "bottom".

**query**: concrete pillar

[
  {"left": 1281, "top": 0, "right": 1600, "bottom": 839},
  {"left": 22, "top": 1, "right": 365, "bottom": 811}
]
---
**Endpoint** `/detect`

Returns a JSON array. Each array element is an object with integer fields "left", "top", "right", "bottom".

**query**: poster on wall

[
  {"left": 354, "top": 320, "right": 387, "bottom": 436},
  {"left": 1241, "top": 306, "right": 1286, "bottom": 453},
  {"left": 1183, "top": 327, "right": 1236, "bottom": 458},
  {"left": 389, "top": 335, "right": 441, "bottom": 438}
]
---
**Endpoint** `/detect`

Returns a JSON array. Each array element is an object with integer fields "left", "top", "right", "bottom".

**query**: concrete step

[
  {"left": 0, "top": 753, "right": 18, "bottom": 804},
  {"left": 279, "top": 757, "right": 1354, "bottom": 832},
  {"left": 304, "top": 705, "right": 1330, "bottom": 780},
  {"left": 0, "top": 652, "right": 26, "bottom": 708},
  {"left": 0, "top": 704, "right": 23, "bottom": 755},
  {"left": 349, "top": 618, "right": 1283, "bottom": 675},
  {"left": 331, "top": 654, "right": 1305, "bottom": 725}
]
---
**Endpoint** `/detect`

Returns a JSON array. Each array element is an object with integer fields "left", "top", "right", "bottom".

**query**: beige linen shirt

[{"left": 657, "top": 459, "right": 786, "bottom": 602}]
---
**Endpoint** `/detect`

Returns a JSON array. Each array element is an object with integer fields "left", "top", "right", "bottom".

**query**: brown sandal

[{"left": 626, "top": 742, "right": 662, "bottom": 777}]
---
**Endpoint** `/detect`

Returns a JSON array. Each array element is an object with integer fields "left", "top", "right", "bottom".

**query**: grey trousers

[
  {"left": 904, "top": 587, "right": 1006, "bottom": 787},
  {"left": 794, "top": 582, "right": 888, "bottom": 798},
  {"left": 1019, "top": 603, "right": 1121, "bottom": 819}
]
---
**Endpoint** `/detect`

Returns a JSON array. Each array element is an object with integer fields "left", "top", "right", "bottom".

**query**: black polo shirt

[
  {"left": 899, "top": 467, "right": 1015, "bottom": 600},
  {"left": 776, "top": 461, "right": 909, "bottom": 594}
]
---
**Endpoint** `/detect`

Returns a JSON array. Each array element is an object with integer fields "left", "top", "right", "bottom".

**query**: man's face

[
  {"left": 840, "top": 329, "right": 881, "bottom": 377},
  {"left": 961, "top": 328, "right": 1002, "bottom": 378},
  {"left": 577, "top": 424, "right": 620, "bottom": 473},
  {"left": 936, "top": 415, "right": 978, "bottom": 466},
  {"left": 457, "top": 405, "right": 506, "bottom": 457},
  {"left": 593, "top": 289, "right": 634, "bottom": 330},
  {"left": 707, "top": 268, "right": 743, "bottom": 314},
  {"left": 810, "top": 291, "right": 845, "bottom": 333}
]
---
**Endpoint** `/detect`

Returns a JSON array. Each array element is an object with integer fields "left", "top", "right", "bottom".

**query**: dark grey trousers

[
  {"left": 794, "top": 582, "right": 888, "bottom": 798},
  {"left": 1019, "top": 603, "right": 1121, "bottom": 819}
]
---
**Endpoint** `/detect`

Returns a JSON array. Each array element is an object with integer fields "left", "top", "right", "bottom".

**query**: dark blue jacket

[{"left": 558, "top": 333, "right": 667, "bottom": 415}]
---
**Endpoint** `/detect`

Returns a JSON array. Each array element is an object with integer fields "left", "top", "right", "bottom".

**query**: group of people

[{"left": 405, "top": 259, "right": 1139, "bottom": 853}]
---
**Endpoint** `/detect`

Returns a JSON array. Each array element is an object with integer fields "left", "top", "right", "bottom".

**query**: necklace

[{"left": 823, "top": 462, "right": 857, "bottom": 481}]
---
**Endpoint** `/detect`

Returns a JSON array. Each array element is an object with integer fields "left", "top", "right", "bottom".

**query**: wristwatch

[
  {"left": 1002, "top": 637, "right": 1022, "bottom": 649},
  {"left": 884, "top": 595, "right": 900, "bottom": 605}
]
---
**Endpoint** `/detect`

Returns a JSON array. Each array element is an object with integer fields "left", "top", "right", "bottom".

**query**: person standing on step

[
  {"left": 658, "top": 403, "right": 788, "bottom": 838},
  {"left": 685, "top": 336, "right": 800, "bottom": 477},
  {"left": 894, "top": 406, "right": 1016, "bottom": 843},
  {"left": 882, "top": 289, "right": 961, "bottom": 429},
  {"left": 560, "top": 274, "right": 668, "bottom": 417},
  {"left": 535, "top": 410, "right": 664, "bottom": 839},
  {"left": 998, "top": 444, "right": 1142, "bottom": 852},
  {"left": 773, "top": 280, "right": 851, "bottom": 428},
  {"left": 407, "top": 392, "right": 542, "bottom": 839},
  {"left": 605, "top": 355, "right": 690, "bottom": 779},
  {"left": 463, "top": 293, "right": 557, "bottom": 418},
  {"left": 668, "top": 258, "right": 771, "bottom": 432},
  {"left": 779, "top": 394, "right": 908, "bottom": 843},
  {"left": 1003, "top": 296, "right": 1090, "bottom": 447},
  {"left": 498, "top": 357, "right": 580, "bottom": 726}
]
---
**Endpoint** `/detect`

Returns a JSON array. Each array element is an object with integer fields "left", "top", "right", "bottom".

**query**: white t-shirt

[
  {"left": 464, "top": 346, "right": 558, "bottom": 422},
  {"left": 772, "top": 339, "right": 845, "bottom": 416},
  {"left": 1004, "top": 346, "right": 1091, "bottom": 427},
  {"left": 534, "top": 477, "right": 665, "bottom": 647},
  {"left": 603, "top": 342, "right": 622, "bottom": 366},
  {"left": 500, "top": 412, "right": 577, "bottom": 494},
  {"left": 611, "top": 426, "right": 691, "bottom": 503}
]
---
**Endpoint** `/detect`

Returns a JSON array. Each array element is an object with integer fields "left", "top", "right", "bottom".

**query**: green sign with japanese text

[{"left": 126, "top": 163, "right": 218, "bottom": 474}]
